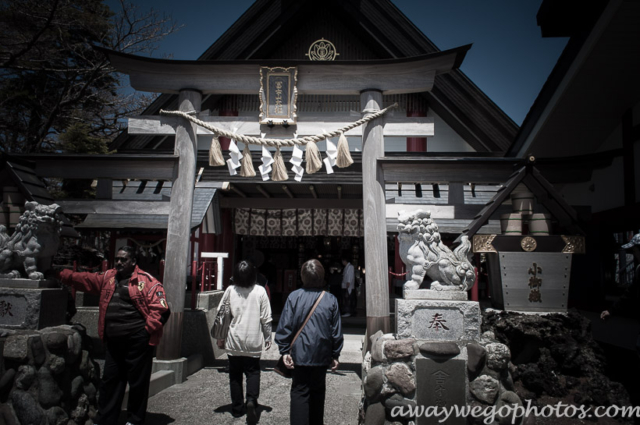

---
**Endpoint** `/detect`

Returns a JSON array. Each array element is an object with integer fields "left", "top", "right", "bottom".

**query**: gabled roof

[
  {"left": 70, "top": 181, "right": 220, "bottom": 232},
  {"left": 112, "top": 0, "right": 517, "bottom": 153},
  {"left": 0, "top": 158, "right": 79, "bottom": 238},
  {"left": 508, "top": 0, "right": 640, "bottom": 158},
  {"left": 455, "top": 159, "right": 584, "bottom": 243}
]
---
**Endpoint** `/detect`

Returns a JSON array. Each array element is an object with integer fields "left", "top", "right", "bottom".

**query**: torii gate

[{"left": 100, "top": 45, "right": 470, "bottom": 364}]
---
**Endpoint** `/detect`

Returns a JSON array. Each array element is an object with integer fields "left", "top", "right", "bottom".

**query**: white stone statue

[
  {"left": 0, "top": 202, "right": 63, "bottom": 280},
  {"left": 397, "top": 210, "right": 475, "bottom": 292}
]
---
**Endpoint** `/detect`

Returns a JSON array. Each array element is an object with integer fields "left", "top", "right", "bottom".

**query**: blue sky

[{"left": 107, "top": 0, "right": 568, "bottom": 126}]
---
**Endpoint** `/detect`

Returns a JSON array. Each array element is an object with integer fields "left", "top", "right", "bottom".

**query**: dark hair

[
  {"left": 233, "top": 260, "right": 257, "bottom": 288},
  {"left": 301, "top": 259, "right": 325, "bottom": 288},
  {"left": 117, "top": 246, "right": 137, "bottom": 262}
]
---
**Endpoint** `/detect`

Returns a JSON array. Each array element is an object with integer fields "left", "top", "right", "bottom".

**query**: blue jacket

[{"left": 275, "top": 288, "right": 343, "bottom": 367}]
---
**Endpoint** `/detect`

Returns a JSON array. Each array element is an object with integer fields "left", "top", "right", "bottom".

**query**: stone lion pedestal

[
  {"left": 0, "top": 202, "right": 67, "bottom": 330},
  {"left": 360, "top": 210, "right": 524, "bottom": 425},
  {"left": 0, "top": 280, "right": 67, "bottom": 330},
  {"left": 395, "top": 290, "right": 480, "bottom": 425},
  {"left": 362, "top": 291, "right": 523, "bottom": 425}
]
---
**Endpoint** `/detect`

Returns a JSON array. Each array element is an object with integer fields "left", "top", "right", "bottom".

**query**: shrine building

[{"left": 5, "top": 0, "right": 639, "bottom": 361}]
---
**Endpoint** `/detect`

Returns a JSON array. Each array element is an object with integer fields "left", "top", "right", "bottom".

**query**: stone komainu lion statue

[
  {"left": 0, "top": 201, "right": 63, "bottom": 280},
  {"left": 397, "top": 210, "right": 475, "bottom": 292}
]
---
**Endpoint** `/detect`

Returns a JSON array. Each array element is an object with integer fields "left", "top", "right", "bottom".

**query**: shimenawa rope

[{"left": 159, "top": 102, "right": 398, "bottom": 148}]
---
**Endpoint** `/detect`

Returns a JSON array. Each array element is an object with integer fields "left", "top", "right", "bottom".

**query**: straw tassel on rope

[
  {"left": 239, "top": 145, "right": 256, "bottom": 177},
  {"left": 271, "top": 147, "right": 288, "bottom": 181},
  {"left": 336, "top": 132, "right": 353, "bottom": 168},
  {"left": 208, "top": 135, "right": 225, "bottom": 167},
  {"left": 305, "top": 142, "right": 323, "bottom": 174}
]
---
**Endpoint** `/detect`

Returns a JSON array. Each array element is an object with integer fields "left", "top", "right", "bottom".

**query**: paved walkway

[
  {"left": 144, "top": 325, "right": 367, "bottom": 425},
  {"left": 122, "top": 305, "right": 640, "bottom": 424},
  {"left": 144, "top": 360, "right": 363, "bottom": 425}
]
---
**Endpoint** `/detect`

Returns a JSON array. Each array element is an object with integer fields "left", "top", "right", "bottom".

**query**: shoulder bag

[
  {"left": 211, "top": 288, "right": 232, "bottom": 340},
  {"left": 274, "top": 291, "right": 325, "bottom": 378}
]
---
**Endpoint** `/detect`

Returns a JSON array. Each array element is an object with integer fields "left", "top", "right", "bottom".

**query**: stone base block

[
  {"left": 74, "top": 291, "right": 99, "bottom": 307},
  {"left": 196, "top": 290, "right": 224, "bottom": 310},
  {"left": 416, "top": 356, "right": 467, "bottom": 425},
  {"left": 73, "top": 307, "right": 104, "bottom": 355},
  {"left": 396, "top": 299, "right": 481, "bottom": 342},
  {"left": 153, "top": 357, "right": 188, "bottom": 384},
  {"left": 404, "top": 289, "right": 468, "bottom": 300},
  {"left": 0, "top": 278, "right": 59, "bottom": 289},
  {"left": 0, "top": 287, "right": 66, "bottom": 329}
]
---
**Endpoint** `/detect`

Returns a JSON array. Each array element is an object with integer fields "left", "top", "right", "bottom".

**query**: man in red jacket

[{"left": 59, "top": 246, "right": 170, "bottom": 425}]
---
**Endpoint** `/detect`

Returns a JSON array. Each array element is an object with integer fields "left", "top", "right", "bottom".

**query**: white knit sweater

[{"left": 220, "top": 284, "right": 272, "bottom": 358}]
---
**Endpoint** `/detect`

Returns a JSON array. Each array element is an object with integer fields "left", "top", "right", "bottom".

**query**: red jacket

[{"left": 60, "top": 266, "right": 169, "bottom": 346}]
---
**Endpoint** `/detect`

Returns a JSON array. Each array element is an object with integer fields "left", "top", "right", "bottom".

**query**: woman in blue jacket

[{"left": 275, "top": 259, "right": 344, "bottom": 425}]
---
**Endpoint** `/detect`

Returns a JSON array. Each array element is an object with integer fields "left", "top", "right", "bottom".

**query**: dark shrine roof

[
  {"left": 0, "top": 159, "right": 79, "bottom": 238},
  {"left": 111, "top": 0, "right": 518, "bottom": 154},
  {"left": 77, "top": 181, "right": 219, "bottom": 231}
]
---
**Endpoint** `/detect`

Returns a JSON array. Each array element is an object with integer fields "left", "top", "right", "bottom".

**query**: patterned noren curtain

[
  {"left": 282, "top": 209, "right": 297, "bottom": 236},
  {"left": 328, "top": 209, "right": 343, "bottom": 236},
  {"left": 298, "top": 209, "right": 313, "bottom": 236},
  {"left": 235, "top": 208, "right": 250, "bottom": 235},
  {"left": 313, "top": 209, "right": 327, "bottom": 236},
  {"left": 343, "top": 209, "right": 363, "bottom": 237},
  {"left": 249, "top": 209, "right": 266, "bottom": 236},
  {"left": 234, "top": 208, "right": 363, "bottom": 237},
  {"left": 266, "top": 210, "right": 281, "bottom": 236}
]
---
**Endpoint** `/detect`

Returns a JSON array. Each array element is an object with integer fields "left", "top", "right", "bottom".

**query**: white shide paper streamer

[
  {"left": 260, "top": 138, "right": 273, "bottom": 181},
  {"left": 289, "top": 133, "right": 305, "bottom": 182},
  {"left": 226, "top": 128, "right": 242, "bottom": 176}
]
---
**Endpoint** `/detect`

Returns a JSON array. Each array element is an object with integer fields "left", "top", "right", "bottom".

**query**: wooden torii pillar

[
  {"left": 156, "top": 89, "right": 201, "bottom": 360},
  {"left": 100, "top": 45, "right": 470, "bottom": 355},
  {"left": 361, "top": 90, "right": 390, "bottom": 335}
]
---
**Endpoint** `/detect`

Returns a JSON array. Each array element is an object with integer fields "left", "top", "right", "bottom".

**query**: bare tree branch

[{"left": 0, "top": 0, "right": 180, "bottom": 153}]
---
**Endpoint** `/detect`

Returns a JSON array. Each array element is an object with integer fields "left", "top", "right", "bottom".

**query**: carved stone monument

[
  {"left": 397, "top": 210, "right": 475, "bottom": 298},
  {"left": 0, "top": 202, "right": 67, "bottom": 329},
  {"left": 361, "top": 211, "right": 523, "bottom": 425}
]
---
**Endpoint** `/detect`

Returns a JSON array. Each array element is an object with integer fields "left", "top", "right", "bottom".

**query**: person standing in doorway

[
  {"left": 276, "top": 259, "right": 343, "bottom": 425},
  {"left": 217, "top": 260, "right": 272, "bottom": 423},
  {"left": 341, "top": 256, "right": 356, "bottom": 317},
  {"left": 59, "top": 246, "right": 170, "bottom": 425},
  {"left": 328, "top": 263, "right": 343, "bottom": 314}
]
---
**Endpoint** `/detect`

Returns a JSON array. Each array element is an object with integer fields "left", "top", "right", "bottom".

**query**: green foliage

[
  {"left": 56, "top": 123, "right": 112, "bottom": 197},
  {"left": 58, "top": 123, "right": 111, "bottom": 155}
]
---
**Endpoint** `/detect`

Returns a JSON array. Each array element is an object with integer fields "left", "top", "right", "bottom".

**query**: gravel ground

[{"left": 142, "top": 360, "right": 363, "bottom": 425}]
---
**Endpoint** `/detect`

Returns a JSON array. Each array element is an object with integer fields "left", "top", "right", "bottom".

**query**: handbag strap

[
  {"left": 290, "top": 291, "right": 325, "bottom": 346},
  {"left": 221, "top": 286, "right": 231, "bottom": 305}
]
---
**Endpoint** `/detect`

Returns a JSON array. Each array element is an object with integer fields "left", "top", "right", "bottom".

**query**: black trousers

[
  {"left": 290, "top": 366, "right": 327, "bottom": 425},
  {"left": 349, "top": 288, "right": 357, "bottom": 315},
  {"left": 329, "top": 285, "right": 342, "bottom": 313},
  {"left": 228, "top": 355, "right": 261, "bottom": 415},
  {"left": 343, "top": 289, "right": 357, "bottom": 315},
  {"left": 95, "top": 328, "right": 153, "bottom": 425}
]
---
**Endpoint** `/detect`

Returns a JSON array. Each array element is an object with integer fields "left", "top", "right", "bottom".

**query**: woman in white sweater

[{"left": 217, "top": 260, "right": 272, "bottom": 422}]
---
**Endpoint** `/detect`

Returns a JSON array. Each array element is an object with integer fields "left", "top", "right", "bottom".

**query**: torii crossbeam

[{"left": 99, "top": 44, "right": 470, "bottom": 364}]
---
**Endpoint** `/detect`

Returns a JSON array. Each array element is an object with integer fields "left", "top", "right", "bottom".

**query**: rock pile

[
  {"left": 361, "top": 330, "right": 520, "bottom": 425},
  {"left": 483, "top": 310, "right": 632, "bottom": 421},
  {"left": 0, "top": 325, "right": 100, "bottom": 425},
  {"left": 466, "top": 331, "right": 525, "bottom": 425}
]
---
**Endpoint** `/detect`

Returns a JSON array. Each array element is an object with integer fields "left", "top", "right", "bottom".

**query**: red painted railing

[{"left": 190, "top": 260, "right": 218, "bottom": 309}]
